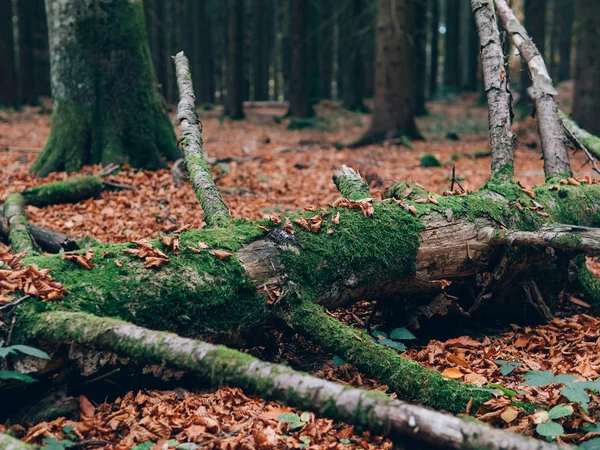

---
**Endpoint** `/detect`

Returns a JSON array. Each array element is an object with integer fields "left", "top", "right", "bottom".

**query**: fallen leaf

[
  {"left": 441, "top": 367, "right": 464, "bottom": 379},
  {"left": 212, "top": 250, "right": 232, "bottom": 260}
]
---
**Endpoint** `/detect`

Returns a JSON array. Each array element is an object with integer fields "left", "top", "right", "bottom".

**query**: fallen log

[
  {"left": 2, "top": 194, "right": 38, "bottom": 255},
  {"left": 15, "top": 311, "right": 565, "bottom": 450},
  {"left": 560, "top": 111, "right": 600, "bottom": 161},
  {"left": 21, "top": 175, "right": 102, "bottom": 208}
]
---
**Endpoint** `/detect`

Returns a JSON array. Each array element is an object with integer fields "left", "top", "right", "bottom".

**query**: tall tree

[
  {"left": 572, "top": 0, "right": 600, "bottom": 135},
  {"left": 226, "top": 0, "right": 244, "bottom": 118},
  {"left": 17, "top": 0, "right": 37, "bottom": 105},
  {"left": 286, "top": 0, "right": 313, "bottom": 118},
  {"left": 443, "top": 0, "right": 461, "bottom": 92},
  {"left": 0, "top": 0, "right": 17, "bottom": 106},
  {"left": 352, "top": 0, "right": 420, "bottom": 145},
  {"left": 31, "top": 0, "right": 180, "bottom": 177},
  {"left": 428, "top": 0, "right": 440, "bottom": 98},
  {"left": 319, "top": 0, "right": 333, "bottom": 99},
  {"left": 414, "top": 0, "right": 428, "bottom": 115},
  {"left": 253, "top": 0, "right": 271, "bottom": 101},
  {"left": 519, "top": 0, "right": 546, "bottom": 104},
  {"left": 557, "top": 0, "right": 575, "bottom": 82},
  {"left": 192, "top": 0, "right": 216, "bottom": 104},
  {"left": 33, "top": 0, "right": 51, "bottom": 97},
  {"left": 339, "top": 0, "right": 366, "bottom": 111},
  {"left": 460, "top": 1, "right": 478, "bottom": 91}
]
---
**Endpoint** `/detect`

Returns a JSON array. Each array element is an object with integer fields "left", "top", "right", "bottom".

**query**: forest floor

[{"left": 2, "top": 84, "right": 600, "bottom": 449}]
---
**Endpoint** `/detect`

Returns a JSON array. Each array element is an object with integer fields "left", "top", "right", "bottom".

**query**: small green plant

[
  {"left": 521, "top": 371, "right": 600, "bottom": 412},
  {"left": 534, "top": 404, "right": 573, "bottom": 439},
  {"left": 419, "top": 153, "right": 442, "bottom": 168},
  {"left": 579, "top": 437, "right": 600, "bottom": 449},
  {"left": 278, "top": 411, "right": 311, "bottom": 431},
  {"left": 495, "top": 359, "right": 522, "bottom": 376},
  {"left": 0, "top": 344, "right": 50, "bottom": 383},
  {"left": 40, "top": 426, "right": 78, "bottom": 450},
  {"left": 332, "top": 355, "right": 346, "bottom": 366},
  {"left": 371, "top": 327, "right": 416, "bottom": 352}
]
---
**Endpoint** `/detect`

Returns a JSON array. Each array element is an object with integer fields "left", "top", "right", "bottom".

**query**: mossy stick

[
  {"left": 21, "top": 175, "right": 102, "bottom": 207},
  {"left": 559, "top": 111, "right": 600, "bottom": 162},
  {"left": 3, "top": 193, "right": 38, "bottom": 255},
  {"left": 332, "top": 165, "right": 372, "bottom": 200},
  {"left": 173, "top": 52, "right": 231, "bottom": 228},
  {"left": 20, "top": 311, "right": 562, "bottom": 450}
]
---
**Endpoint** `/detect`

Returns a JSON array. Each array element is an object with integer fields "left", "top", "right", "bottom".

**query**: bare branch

[
  {"left": 494, "top": 0, "right": 571, "bottom": 178},
  {"left": 173, "top": 51, "right": 231, "bottom": 228},
  {"left": 472, "top": 0, "right": 516, "bottom": 176}
]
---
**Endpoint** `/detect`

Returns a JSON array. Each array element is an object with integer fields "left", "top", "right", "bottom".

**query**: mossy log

[
  {"left": 2, "top": 193, "right": 38, "bottom": 255},
  {"left": 21, "top": 176, "right": 102, "bottom": 208},
  {"left": 13, "top": 311, "right": 562, "bottom": 450},
  {"left": 0, "top": 433, "right": 35, "bottom": 450},
  {"left": 560, "top": 111, "right": 600, "bottom": 161}
]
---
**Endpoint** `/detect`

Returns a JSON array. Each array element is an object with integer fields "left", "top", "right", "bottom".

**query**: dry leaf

[
  {"left": 212, "top": 250, "right": 232, "bottom": 260},
  {"left": 441, "top": 367, "right": 463, "bottom": 379},
  {"left": 500, "top": 406, "right": 519, "bottom": 423}
]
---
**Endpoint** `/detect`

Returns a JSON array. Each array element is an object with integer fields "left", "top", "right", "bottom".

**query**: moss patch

[{"left": 21, "top": 175, "right": 102, "bottom": 207}]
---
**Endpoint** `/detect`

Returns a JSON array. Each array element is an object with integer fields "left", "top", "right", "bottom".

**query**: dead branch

[
  {"left": 472, "top": 0, "right": 516, "bottom": 176},
  {"left": 2, "top": 193, "right": 38, "bottom": 255},
  {"left": 22, "top": 311, "right": 567, "bottom": 450},
  {"left": 494, "top": 0, "right": 571, "bottom": 178},
  {"left": 173, "top": 51, "right": 231, "bottom": 228},
  {"left": 560, "top": 111, "right": 600, "bottom": 162},
  {"left": 332, "top": 165, "right": 372, "bottom": 200}
]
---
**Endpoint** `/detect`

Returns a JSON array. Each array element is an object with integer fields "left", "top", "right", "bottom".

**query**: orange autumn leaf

[
  {"left": 212, "top": 250, "right": 232, "bottom": 260},
  {"left": 441, "top": 367, "right": 463, "bottom": 379}
]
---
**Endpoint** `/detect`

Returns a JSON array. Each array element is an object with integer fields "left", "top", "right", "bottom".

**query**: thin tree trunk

[
  {"left": 519, "top": 0, "right": 546, "bottom": 105},
  {"left": 226, "top": 0, "right": 244, "bottom": 119},
  {"left": 572, "top": 0, "right": 600, "bottom": 135},
  {"left": 306, "top": 0, "right": 321, "bottom": 101},
  {"left": 415, "top": 0, "right": 428, "bottom": 115},
  {"left": 0, "top": 0, "right": 18, "bottom": 106},
  {"left": 557, "top": 0, "right": 574, "bottom": 82},
  {"left": 340, "top": 0, "right": 366, "bottom": 111},
  {"left": 31, "top": 0, "right": 180, "bottom": 177},
  {"left": 33, "top": 0, "right": 50, "bottom": 98},
  {"left": 443, "top": 0, "right": 461, "bottom": 92},
  {"left": 253, "top": 0, "right": 270, "bottom": 101},
  {"left": 17, "top": 0, "right": 38, "bottom": 105},
  {"left": 428, "top": 0, "right": 440, "bottom": 98},
  {"left": 286, "top": 0, "right": 313, "bottom": 118},
  {"left": 319, "top": 0, "right": 333, "bottom": 99},
  {"left": 461, "top": 0, "right": 479, "bottom": 91}
]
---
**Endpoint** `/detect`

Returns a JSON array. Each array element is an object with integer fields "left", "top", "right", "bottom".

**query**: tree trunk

[
  {"left": 17, "top": 0, "right": 37, "bottom": 105},
  {"left": 415, "top": 0, "right": 428, "bottom": 115},
  {"left": 32, "top": 0, "right": 51, "bottom": 98},
  {"left": 318, "top": 0, "right": 333, "bottom": 99},
  {"left": 429, "top": 0, "right": 440, "bottom": 98},
  {"left": 31, "top": 0, "right": 181, "bottom": 178},
  {"left": 286, "top": 0, "right": 313, "bottom": 118},
  {"left": 443, "top": 0, "right": 461, "bottom": 92},
  {"left": 519, "top": 0, "right": 546, "bottom": 105},
  {"left": 340, "top": 0, "right": 366, "bottom": 111},
  {"left": 353, "top": 0, "right": 420, "bottom": 145},
  {"left": 572, "top": 0, "right": 600, "bottom": 135},
  {"left": 253, "top": 0, "right": 270, "bottom": 101},
  {"left": 306, "top": 0, "right": 321, "bottom": 102},
  {"left": 191, "top": 0, "right": 215, "bottom": 105},
  {"left": 557, "top": 0, "right": 574, "bottom": 82},
  {"left": 460, "top": 1, "right": 479, "bottom": 91},
  {"left": 226, "top": 0, "right": 244, "bottom": 119},
  {"left": 0, "top": 0, "right": 18, "bottom": 107}
]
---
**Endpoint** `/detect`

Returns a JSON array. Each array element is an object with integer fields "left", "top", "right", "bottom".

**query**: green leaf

[
  {"left": 0, "top": 347, "right": 15, "bottom": 358},
  {"left": 554, "top": 374, "right": 579, "bottom": 384},
  {"left": 578, "top": 380, "right": 600, "bottom": 392},
  {"left": 500, "top": 364, "right": 517, "bottom": 376},
  {"left": 560, "top": 386, "right": 590, "bottom": 411},
  {"left": 332, "top": 355, "right": 346, "bottom": 367},
  {"left": 584, "top": 423, "right": 600, "bottom": 433},
  {"left": 277, "top": 413, "right": 301, "bottom": 423},
  {"left": 131, "top": 443, "right": 154, "bottom": 450},
  {"left": 165, "top": 440, "right": 180, "bottom": 446},
  {"left": 521, "top": 370, "right": 555, "bottom": 387},
  {"left": 580, "top": 438, "right": 600, "bottom": 450},
  {"left": 289, "top": 421, "right": 305, "bottom": 430},
  {"left": 63, "top": 425, "right": 74, "bottom": 433},
  {"left": 487, "top": 383, "right": 516, "bottom": 397},
  {"left": 548, "top": 404, "right": 574, "bottom": 419},
  {"left": 9, "top": 345, "right": 50, "bottom": 360},
  {"left": 300, "top": 412, "right": 311, "bottom": 422},
  {"left": 390, "top": 328, "right": 416, "bottom": 340},
  {"left": 0, "top": 370, "right": 37, "bottom": 383},
  {"left": 371, "top": 330, "right": 388, "bottom": 340},
  {"left": 340, "top": 439, "right": 351, "bottom": 444},
  {"left": 536, "top": 421, "right": 564, "bottom": 438},
  {"left": 494, "top": 359, "right": 508, "bottom": 365},
  {"left": 379, "top": 339, "right": 406, "bottom": 351},
  {"left": 299, "top": 436, "right": 310, "bottom": 444},
  {"left": 177, "top": 444, "right": 200, "bottom": 450}
]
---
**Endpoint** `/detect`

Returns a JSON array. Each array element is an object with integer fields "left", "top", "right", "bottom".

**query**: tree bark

[
  {"left": 286, "top": 0, "right": 313, "bottom": 119},
  {"left": 3, "top": 193, "right": 38, "bottom": 255},
  {"left": 0, "top": 0, "right": 18, "bottom": 107},
  {"left": 461, "top": 0, "right": 479, "bottom": 91},
  {"left": 443, "top": 0, "right": 461, "bottom": 92},
  {"left": 572, "top": 0, "right": 600, "bottom": 136},
  {"left": 226, "top": 0, "right": 245, "bottom": 119},
  {"left": 352, "top": 0, "right": 421, "bottom": 145},
  {"left": 31, "top": 0, "right": 181, "bottom": 178}
]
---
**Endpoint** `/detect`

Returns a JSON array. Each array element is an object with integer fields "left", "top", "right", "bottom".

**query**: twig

[
  {"left": 6, "top": 315, "right": 17, "bottom": 345},
  {"left": 450, "top": 164, "right": 465, "bottom": 193},
  {"left": 71, "top": 440, "right": 114, "bottom": 448},
  {"left": 0, "top": 295, "right": 31, "bottom": 311},
  {"left": 96, "top": 163, "right": 120, "bottom": 177},
  {"left": 563, "top": 122, "right": 600, "bottom": 175},
  {"left": 101, "top": 180, "right": 137, "bottom": 191}
]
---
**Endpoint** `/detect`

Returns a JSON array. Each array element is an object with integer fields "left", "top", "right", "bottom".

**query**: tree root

[
  {"left": 17, "top": 311, "right": 565, "bottom": 450},
  {"left": 21, "top": 176, "right": 102, "bottom": 208}
]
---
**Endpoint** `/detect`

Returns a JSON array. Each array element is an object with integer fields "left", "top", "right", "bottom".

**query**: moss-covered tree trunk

[{"left": 31, "top": 0, "right": 181, "bottom": 177}]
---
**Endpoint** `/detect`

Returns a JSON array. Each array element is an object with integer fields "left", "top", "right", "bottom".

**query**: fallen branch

[
  {"left": 559, "top": 111, "right": 600, "bottom": 162},
  {"left": 20, "top": 311, "right": 566, "bottom": 450},
  {"left": 472, "top": 0, "right": 515, "bottom": 176},
  {"left": 494, "top": 0, "right": 570, "bottom": 178},
  {"left": 21, "top": 175, "right": 102, "bottom": 208},
  {"left": 332, "top": 165, "right": 372, "bottom": 200},
  {"left": 3, "top": 193, "right": 38, "bottom": 255},
  {"left": 173, "top": 52, "right": 230, "bottom": 228}
]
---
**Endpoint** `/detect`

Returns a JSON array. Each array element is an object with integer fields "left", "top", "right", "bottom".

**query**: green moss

[
  {"left": 20, "top": 222, "right": 268, "bottom": 337},
  {"left": 533, "top": 184, "right": 600, "bottom": 227},
  {"left": 279, "top": 202, "right": 423, "bottom": 300},
  {"left": 576, "top": 255, "right": 600, "bottom": 310},
  {"left": 286, "top": 298, "right": 491, "bottom": 414},
  {"left": 419, "top": 153, "right": 442, "bottom": 167},
  {"left": 21, "top": 175, "right": 102, "bottom": 207},
  {"left": 3, "top": 193, "right": 38, "bottom": 255}
]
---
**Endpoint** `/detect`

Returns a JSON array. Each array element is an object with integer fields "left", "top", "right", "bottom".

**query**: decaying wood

[
  {"left": 173, "top": 52, "right": 230, "bottom": 228},
  {"left": 494, "top": 0, "right": 570, "bottom": 178},
  {"left": 0, "top": 213, "right": 78, "bottom": 253},
  {"left": 332, "top": 165, "right": 372, "bottom": 200},
  {"left": 21, "top": 311, "right": 566, "bottom": 450},
  {"left": 2, "top": 193, "right": 38, "bottom": 255},
  {"left": 472, "top": 0, "right": 515, "bottom": 175}
]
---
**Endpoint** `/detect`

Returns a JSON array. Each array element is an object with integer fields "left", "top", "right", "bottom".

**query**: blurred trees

[{"left": 0, "top": 0, "right": 17, "bottom": 107}]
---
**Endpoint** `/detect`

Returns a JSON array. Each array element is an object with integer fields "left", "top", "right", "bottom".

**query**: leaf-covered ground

[{"left": 2, "top": 85, "right": 600, "bottom": 448}]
